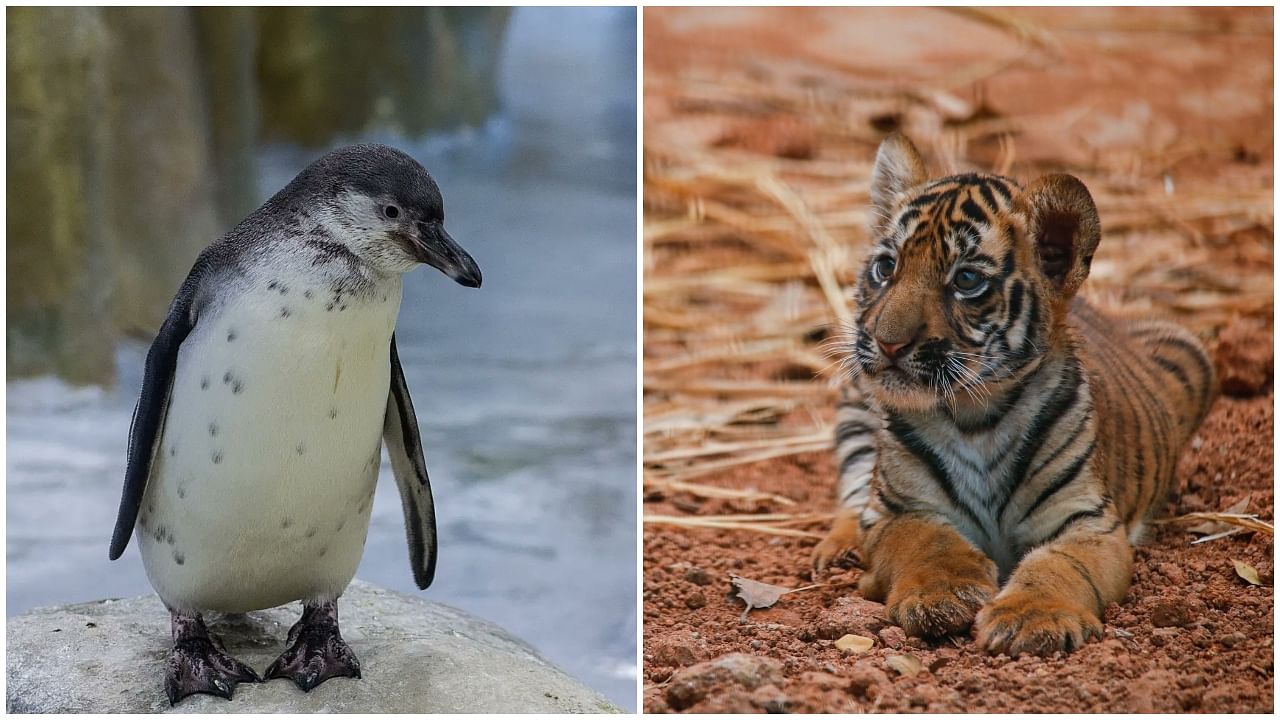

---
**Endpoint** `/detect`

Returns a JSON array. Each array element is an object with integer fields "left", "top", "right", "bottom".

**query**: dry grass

[{"left": 642, "top": 9, "right": 1272, "bottom": 515}]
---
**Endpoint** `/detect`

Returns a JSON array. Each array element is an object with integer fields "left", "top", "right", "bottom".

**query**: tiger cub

[{"left": 812, "top": 133, "right": 1215, "bottom": 657}]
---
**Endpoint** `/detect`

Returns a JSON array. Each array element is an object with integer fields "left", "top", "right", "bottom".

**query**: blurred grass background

[{"left": 642, "top": 6, "right": 1272, "bottom": 488}]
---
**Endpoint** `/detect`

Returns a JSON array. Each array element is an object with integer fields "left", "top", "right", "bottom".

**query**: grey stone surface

[{"left": 6, "top": 580, "right": 621, "bottom": 713}]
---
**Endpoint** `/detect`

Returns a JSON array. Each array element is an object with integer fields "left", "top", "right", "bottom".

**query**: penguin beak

[{"left": 415, "top": 223, "right": 482, "bottom": 288}]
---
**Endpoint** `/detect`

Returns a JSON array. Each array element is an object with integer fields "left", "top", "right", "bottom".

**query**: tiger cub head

[{"left": 849, "top": 133, "right": 1100, "bottom": 415}]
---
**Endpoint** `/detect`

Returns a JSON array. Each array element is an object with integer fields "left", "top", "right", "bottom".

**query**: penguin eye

[{"left": 382, "top": 205, "right": 400, "bottom": 220}]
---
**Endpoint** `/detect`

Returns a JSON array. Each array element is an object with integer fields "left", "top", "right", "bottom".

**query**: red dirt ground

[{"left": 643, "top": 387, "right": 1273, "bottom": 713}]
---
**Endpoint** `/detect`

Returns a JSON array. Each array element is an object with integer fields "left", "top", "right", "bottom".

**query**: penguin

[{"left": 108, "top": 144, "right": 481, "bottom": 704}]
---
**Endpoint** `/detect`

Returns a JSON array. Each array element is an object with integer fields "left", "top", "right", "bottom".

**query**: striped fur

[{"left": 813, "top": 134, "right": 1214, "bottom": 656}]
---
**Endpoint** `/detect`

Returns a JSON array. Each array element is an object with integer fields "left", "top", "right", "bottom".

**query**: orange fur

[{"left": 817, "top": 134, "right": 1214, "bottom": 656}]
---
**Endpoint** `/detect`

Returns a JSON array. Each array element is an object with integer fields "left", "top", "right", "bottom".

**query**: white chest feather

[{"left": 138, "top": 268, "right": 403, "bottom": 613}]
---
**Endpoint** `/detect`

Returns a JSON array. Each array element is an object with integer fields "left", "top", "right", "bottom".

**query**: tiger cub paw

[
  {"left": 975, "top": 591, "right": 1103, "bottom": 657},
  {"left": 885, "top": 578, "right": 996, "bottom": 639},
  {"left": 811, "top": 515, "right": 862, "bottom": 574}
]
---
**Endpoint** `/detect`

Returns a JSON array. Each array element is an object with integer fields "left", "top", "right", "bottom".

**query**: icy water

[{"left": 6, "top": 7, "right": 637, "bottom": 710}]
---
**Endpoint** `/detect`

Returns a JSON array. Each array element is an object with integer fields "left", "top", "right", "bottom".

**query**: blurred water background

[{"left": 6, "top": 7, "right": 637, "bottom": 709}]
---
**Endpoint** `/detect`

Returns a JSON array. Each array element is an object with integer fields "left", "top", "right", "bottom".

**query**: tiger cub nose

[{"left": 877, "top": 338, "right": 910, "bottom": 359}]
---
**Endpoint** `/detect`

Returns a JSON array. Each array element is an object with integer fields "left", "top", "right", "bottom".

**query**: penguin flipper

[
  {"left": 383, "top": 334, "right": 439, "bottom": 590},
  {"left": 109, "top": 273, "right": 200, "bottom": 560}
]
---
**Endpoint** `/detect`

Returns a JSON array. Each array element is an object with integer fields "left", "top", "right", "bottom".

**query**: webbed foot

[
  {"left": 166, "top": 611, "right": 260, "bottom": 705},
  {"left": 265, "top": 601, "right": 361, "bottom": 692}
]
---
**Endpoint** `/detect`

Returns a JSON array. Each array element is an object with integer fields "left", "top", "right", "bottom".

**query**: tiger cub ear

[
  {"left": 1019, "top": 174, "right": 1101, "bottom": 301},
  {"left": 870, "top": 133, "right": 928, "bottom": 234}
]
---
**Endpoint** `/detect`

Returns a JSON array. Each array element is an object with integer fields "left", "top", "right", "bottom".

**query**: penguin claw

[
  {"left": 165, "top": 637, "right": 260, "bottom": 705},
  {"left": 265, "top": 605, "right": 361, "bottom": 692}
]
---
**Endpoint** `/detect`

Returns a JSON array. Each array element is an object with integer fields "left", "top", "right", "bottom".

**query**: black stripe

[
  {"left": 1151, "top": 335, "right": 1214, "bottom": 412},
  {"left": 1028, "top": 412, "right": 1090, "bottom": 478},
  {"left": 886, "top": 413, "right": 986, "bottom": 532},
  {"left": 960, "top": 198, "right": 989, "bottom": 225},
  {"left": 876, "top": 486, "right": 909, "bottom": 515},
  {"left": 988, "top": 178, "right": 1015, "bottom": 202},
  {"left": 956, "top": 373, "right": 1032, "bottom": 434},
  {"left": 1005, "top": 281, "right": 1024, "bottom": 330},
  {"left": 995, "top": 361, "right": 1083, "bottom": 517},
  {"left": 1038, "top": 503, "right": 1108, "bottom": 546},
  {"left": 1019, "top": 440, "right": 1096, "bottom": 523},
  {"left": 908, "top": 191, "right": 943, "bottom": 209},
  {"left": 1017, "top": 290, "right": 1042, "bottom": 358},
  {"left": 835, "top": 420, "right": 875, "bottom": 445},
  {"left": 978, "top": 181, "right": 1000, "bottom": 213},
  {"left": 1050, "top": 549, "right": 1105, "bottom": 615},
  {"left": 1152, "top": 355, "right": 1192, "bottom": 390},
  {"left": 839, "top": 445, "right": 877, "bottom": 476},
  {"left": 1094, "top": 332, "right": 1172, "bottom": 523}
]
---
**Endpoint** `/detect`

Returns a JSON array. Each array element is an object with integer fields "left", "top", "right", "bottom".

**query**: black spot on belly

[
  {"left": 326, "top": 303, "right": 335, "bottom": 312},
  {"left": 177, "top": 486, "right": 187, "bottom": 500},
  {"left": 268, "top": 281, "right": 279, "bottom": 291},
  {"left": 280, "top": 307, "right": 292, "bottom": 318},
  {"left": 296, "top": 442, "right": 306, "bottom": 455},
  {"left": 223, "top": 372, "right": 233, "bottom": 384},
  {"left": 232, "top": 380, "right": 244, "bottom": 394},
  {"left": 169, "top": 445, "right": 176, "bottom": 457},
  {"left": 154, "top": 525, "right": 167, "bottom": 543},
  {"left": 212, "top": 451, "right": 223, "bottom": 464},
  {"left": 200, "top": 377, "right": 210, "bottom": 390},
  {"left": 318, "top": 546, "right": 328, "bottom": 558},
  {"left": 304, "top": 290, "right": 314, "bottom": 300},
  {"left": 167, "top": 532, "right": 176, "bottom": 546},
  {"left": 281, "top": 518, "right": 293, "bottom": 529},
  {"left": 336, "top": 519, "right": 346, "bottom": 532},
  {"left": 208, "top": 423, "right": 218, "bottom": 437},
  {"left": 339, "top": 305, "right": 347, "bottom": 312},
  {"left": 329, "top": 408, "right": 338, "bottom": 419},
  {"left": 227, "top": 330, "right": 236, "bottom": 342},
  {"left": 139, "top": 514, "right": 149, "bottom": 529},
  {"left": 173, "top": 551, "right": 185, "bottom": 565},
  {"left": 279, "top": 285, "right": 289, "bottom": 295},
  {"left": 306, "top": 526, "right": 318, "bottom": 538}
]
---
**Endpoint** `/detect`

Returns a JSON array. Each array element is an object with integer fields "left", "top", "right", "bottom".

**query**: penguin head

[{"left": 287, "top": 144, "right": 483, "bottom": 287}]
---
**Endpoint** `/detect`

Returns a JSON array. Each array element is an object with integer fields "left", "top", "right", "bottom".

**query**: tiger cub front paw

[
  {"left": 975, "top": 591, "right": 1103, "bottom": 656},
  {"left": 811, "top": 512, "right": 862, "bottom": 574},
  {"left": 885, "top": 577, "right": 996, "bottom": 638}
]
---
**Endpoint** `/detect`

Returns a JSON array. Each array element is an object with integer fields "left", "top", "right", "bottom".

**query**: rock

[
  {"left": 847, "top": 663, "right": 891, "bottom": 700},
  {"left": 1149, "top": 599, "right": 1193, "bottom": 628},
  {"left": 666, "top": 653, "right": 783, "bottom": 711},
  {"left": 255, "top": 8, "right": 511, "bottom": 145},
  {"left": 648, "top": 638, "right": 701, "bottom": 668},
  {"left": 806, "top": 596, "right": 883, "bottom": 641},
  {"left": 683, "top": 565, "right": 713, "bottom": 586},
  {"left": 6, "top": 6, "right": 118, "bottom": 384},
  {"left": 1214, "top": 318, "right": 1272, "bottom": 396},
  {"left": 877, "top": 625, "right": 907, "bottom": 649},
  {"left": 6, "top": 580, "right": 619, "bottom": 713},
  {"left": 1219, "top": 631, "right": 1246, "bottom": 648}
]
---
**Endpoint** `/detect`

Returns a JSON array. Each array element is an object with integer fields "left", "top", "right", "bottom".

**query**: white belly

[{"left": 138, "top": 274, "right": 402, "bottom": 612}]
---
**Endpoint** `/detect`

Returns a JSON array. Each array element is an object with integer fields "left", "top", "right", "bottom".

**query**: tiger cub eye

[
  {"left": 871, "top": 256, "right": 896, "bottom": 283},
  {"left": 953, "top": 268, "right": 986, "bottom": 293}
]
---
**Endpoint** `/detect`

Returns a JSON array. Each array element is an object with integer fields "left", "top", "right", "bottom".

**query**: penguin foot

[
  {"left": 265, "top": 601, "right": 362, "bottom": 692},
  {"left": 165, "top": 612, "right": 260, "bottom": 705}
]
